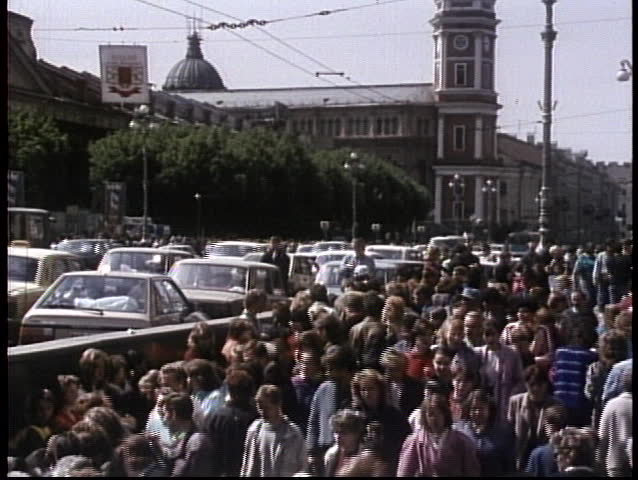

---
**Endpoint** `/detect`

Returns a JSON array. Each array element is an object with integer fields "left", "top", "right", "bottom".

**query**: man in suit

[
  {"left": 507, "top": 365, "right": 564, "bottom": 471},
  {"left": 260, "top": 236, "right": 290, "bottom": 294}
]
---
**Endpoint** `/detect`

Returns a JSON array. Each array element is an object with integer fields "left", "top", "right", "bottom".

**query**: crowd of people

[{"left": 8, "top": 236, "right": 633, "bottom": 477}]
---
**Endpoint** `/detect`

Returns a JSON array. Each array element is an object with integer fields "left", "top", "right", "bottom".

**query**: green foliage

[
  {"left": 88, "top": 125, "right": 431, "bottom": 237},
  {"left": 8, "top": 108, "right": 71, "bottom": 208}
]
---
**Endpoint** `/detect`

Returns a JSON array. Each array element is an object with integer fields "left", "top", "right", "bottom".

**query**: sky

[{"left": 9, "top": 0, "right": 633, "bottom": 165}]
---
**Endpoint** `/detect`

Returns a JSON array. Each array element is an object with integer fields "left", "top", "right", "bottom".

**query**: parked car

[
  {"left": 365, "top": 245, "right": 422, "bottom": 261},
  {"left": 53, "top": 239, "right": 112, "bottom": 270},
  {"left": 295, "top": 244, "right": 314, "bottom": 253},
  {"left": 314, "top": 260, "right": 400, "bottom": 298},
  {"left": 98, "top": 247, "right": 194, "bottom": 274},
  {"left": 381, "top": 259, "right": 425, "bottom": 281},
  {"left": 18, "top": 271, "right": 194, "bottom": 344},
  {"left": 204, "top": 241, "right": 266, "bottom": 259},
  {"left": 169, "top": 258, "right": 287, "bottom": 319},
  {"left": 426, "top": 235, "right": 467, "bottom": 252},
  {"left": 8, "top": 247, "right": 85, "bottom": 346}
]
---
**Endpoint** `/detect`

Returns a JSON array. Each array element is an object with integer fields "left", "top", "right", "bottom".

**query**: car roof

[
  {"left": 366, "top": 245, "right": 416, "bottom": 250},
  {"left": 289, "top": 252, "right": 317, "bottom": 258},
  {"left": 58, "top": 238, "right": 108, "bottom": 243},
  {"left": 320, "top": 259, "right": 395, "bottom": 268},
  {"left": 173, "top": 258, "right": 278, "bottom": 269},
  {"left": 56, "top": 271, "right": 166, "bottom": 279},
  {"left": 8, "top": 247, "right": 79, "bottom": 259},
  {"left": 208, "top": 241, "right": 264, "bottom": 246},
  {"left": 106, "top": 247, "right": 190, "bottom": 255}
]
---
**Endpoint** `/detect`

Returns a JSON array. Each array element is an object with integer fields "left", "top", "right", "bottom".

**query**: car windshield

[
  {"left": 171, "top": 264, "right": 248, "bottom": 293},
  {"left": 296, "top": 245, "right": 313, "bottom": 253},
  {"left": 317, "top": 264, "right": 341, "bottom": 287},
  {"left": 8, "top": 255, "right": 39, "bottom": 282},
  {"left": 313, "top": 242, "right": 347, "bottom": 252},
  {"left": 40, "top": 276, "right": 147, "bottom": 313},
  {"left": 292, "top": 257, "right": 315, "bottom": 275},
  {"left": 104, "top": 252, "right": 169, "bottom": 274}
]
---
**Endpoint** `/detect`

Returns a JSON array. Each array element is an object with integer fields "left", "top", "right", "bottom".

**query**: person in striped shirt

[{"left": 551, "top": 323, "right": 597, "bottom": 427}]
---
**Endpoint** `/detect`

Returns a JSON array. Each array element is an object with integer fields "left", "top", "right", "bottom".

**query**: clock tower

[{"left": 431, "top": 0, "right": 502, "bottom": 227}]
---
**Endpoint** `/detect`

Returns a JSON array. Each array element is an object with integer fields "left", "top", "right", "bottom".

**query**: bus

[{"left": 8, "top": 207, "right": 55, "bottom": 248}]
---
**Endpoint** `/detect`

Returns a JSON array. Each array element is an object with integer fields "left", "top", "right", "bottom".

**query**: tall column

[
  {"left": 474, "top": 33, "right": 482, "bottom": 88},
  {"left": 496, "top": 178, "right": 501, "bottom": 223},
  {"left": 434, "top": 175, "right": 443, "bottom": 224},
  {"left": 474, "top": 175, "right": 484, "bottom": 220},
  {"left": 437, "top": 116, "right": 445, "bottom": 159},
  {"left": 474, "top": 117, "right": 483, "bottom": 159},
  {"left": 441, "top": 32, "right": 448, "bottom": 89}
]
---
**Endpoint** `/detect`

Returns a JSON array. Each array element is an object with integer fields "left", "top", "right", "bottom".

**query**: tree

[
  {"left": 8, "top": 108, "right": 71, "bottom": 209},
  {"left": 88, "top": 125, "right": 431, "bottom": 238}
]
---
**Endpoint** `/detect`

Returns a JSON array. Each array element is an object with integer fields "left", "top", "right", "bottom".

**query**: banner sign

[{"left": 99, "top": 45, "right": 149, "bottom": 104}]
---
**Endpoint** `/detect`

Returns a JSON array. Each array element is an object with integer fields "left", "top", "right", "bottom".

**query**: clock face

[{"left": 453, "top": 34, "right": 469, "bottom": 51}]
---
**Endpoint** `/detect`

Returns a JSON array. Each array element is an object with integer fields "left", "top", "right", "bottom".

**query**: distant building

[{"left": 603, "top": 162, "right": 632, "bottom": 239}]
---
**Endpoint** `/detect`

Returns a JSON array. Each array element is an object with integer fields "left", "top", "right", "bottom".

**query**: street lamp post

[
  {"left": 448, "top": 174, "right": 465, "bottom": 235},
  {"left": 129, "top": 105, "right": 158, "bottom": 242},
  {"left": 482, "top": 179, "right": 497, "bottom": 244},
  {"left": 194, "top": 193, "right": 202, "bottom": 241},
  {"left": 616, "top": 59, "right": 633, "bottom": 81},
  {"left": 344, "top": 152, "right": 364, "bottom": 240},
  {"left": 537, "top": 0, "right": 558, "bottom": 253}
]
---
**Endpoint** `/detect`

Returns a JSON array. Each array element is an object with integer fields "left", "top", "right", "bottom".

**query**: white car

[
  {"left": 311, "top": 241, "right": 349, "bottom": 253},
  {"left": 314, "top": 260, "right": 399, "bottom": 298},
  {"left": 365, "top": 245, "right": 422, "bottom": 261},
  {"left": 8, "top": 247, "right": 84, "bottom": 345},
  {"left": 204, "top": 241, "right": 266, "bottom": 259},
  {"left": 314, "top": 250, "right": 384, "bottom": 267},
  {"left": 98, "top": 247, "right": 194, "bottom": 274},
  {"left": 19, "top": 271, "right": 193, "bottom": 344},
  {"left": 169, "top": 258, "right": 287, "bottom": 319},
  {"left": 427, "top": 235, "right": 467, "bottom": 252}
]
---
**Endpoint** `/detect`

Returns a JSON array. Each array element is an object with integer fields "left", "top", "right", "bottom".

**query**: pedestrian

[
  {"left": 584, "top": 329, "right": 628, "bottom": 430},
  {"left": 206, "top": 370, "right": 258, "bottom": 477},
  {"left": 507, "top": 365, "right": 564, "bottom": 471},
  {"left": 572, "top": 243, "right": 597, "bottom": 308},
  {"left": 551, "top": 322, "right": 597, "bottom": 427},
  {"left": 453, "top": 388, "right": 516, "bottom": 476},
  {"left": 9, "top": 388, "right": 56, "bottom": 459},
  {"left": 349, "top": 291, "right": 384, "bottom": 366},
  {"left": 422, "top": 345, "right": 454, "bottom": 397},
  {"left": 531, "top": 306, "right": 559, "bottom": 368},
  {"left": 524, "top": 404, "right": 567, "bottom": 477},
  {"left": 339, "top": 238, "right": 376, "bottom": 282},
  {"left": 592, "top": 240, "right": 618, "bottom": 308},
  {"left": 306, "top": 346, "right": 355, "bottom": 476},
  {"left": 463, "top": 310, "right": 485, "bottom": 348},
  {"left": 291, "top": 350, "right": 323, "bottom": 436},
  {"left": 136, "top": 369, "right": 160, "bottom": 431},
  {"left": 475, "top": 318, "right": 525, "bottom": 421},
  {"left": 184, "top": 359, "right": 223, "bottom": 420},
  {"left": 439, "top": 317, "right": 482, "bottom": 381},
  {"left": 239, "top": 289, "right": 269, "bottom": 339},
  {"left": 260, "top": 236, "right": 291, "bottom": 290},
  {"left": 52, "top": 375, "right": 82, "bottom": 432},
  {"left": 107, "top": 433, "right": 169, "bottom": 477},
  {"left": 597, "top": 367, "right": 632, "bottom": 477},
  {"left": 240, "top": 384, "right": 308, "bottom": 477},
  {"left": 221, "top": 318, "right": 255, "bottom": 365},
  {"left": 71, "top": 420, "right": 112, "bottom": 472},
  {"left": 323, "top": 409, "right": 367, "bottom": 476},
  {"left": 551, "top": 427, "right": 599, "bottom": 476},
  {"left": 350, "top": 369, "right": 411, "bottom": 472},
  {"left": 405, "top": 319, "right": 435, "bottom": 382},
  {"left": 397, "top": 394, "right": 480, "bottom": 476},
  {"left": 602, "top": 357, "right": 632, "bottom": 405},
  {"left": 160, "top": 391, "right": 215, "bottom": 477}
]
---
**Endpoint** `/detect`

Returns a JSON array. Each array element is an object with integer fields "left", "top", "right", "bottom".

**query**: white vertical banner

[{"left": 99, "top": 45, "right": 149, "bottom": 104}]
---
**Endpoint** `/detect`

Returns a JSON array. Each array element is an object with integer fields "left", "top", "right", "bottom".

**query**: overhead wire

[
  {"left": 176, "top": 0, "right": 404, "bottom": 103},
  {"left": 128, "top": 0, "right": 382, "bottom": 103}
]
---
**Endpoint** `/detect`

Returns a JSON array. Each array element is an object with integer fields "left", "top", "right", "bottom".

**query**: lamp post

[
  {"left": 344, "top": 152, "right": 364, "bottom": 240},
  {"left": 447, "top": 174, "right": 465, "bottom": 235},
  {"left": 537, "top": 0, "right": 558, "bottom": 253},
  {"left": 194, "top": 193, "right": 202, "bottom": 241},
  {"left": 129, "top": 105, "right": 158, "bottom": 242},
  {"left": 482, "top": 179, "right": 497, "bottom": 244},
  {"left": 616, "top": 59, "right": 632, "bottom": 81},
  {"left": 417, "top": 225, "right": 426, "bottom": 244}
]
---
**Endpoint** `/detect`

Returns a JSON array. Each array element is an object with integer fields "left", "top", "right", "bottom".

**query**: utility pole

[{"left": 537, "top": 0, "right": 557, "bottom": 252}]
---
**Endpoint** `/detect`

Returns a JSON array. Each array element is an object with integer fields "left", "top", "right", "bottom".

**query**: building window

[
  {"left": 345, "top": 118, "right": 354, "bottom": 136},
  {"left": 482, "top": 62, "right": 492, "bottom": 90},
  {"left": 362, "top": 118, "right": 369, "bottom": 136},
  {"left": 453, "top": 125, "right": 466, "bottom": 151},
  {"left": 318, "top": 119, "right": 326, "bottom": 136},
  {"left": 375, "top": 118, "right": 383, "bottom": 135},
  {"left": 454, "top": 63, "right": 467, "bottom": 87},
  {"left": 391, "top": 117, "right": 399, "bottom": 135},
  {"left": 383, "top": 118, "right": 392, "bottom": 135},
  {"left": 334, "top": 118, "right": 342, "bottom": 136}
]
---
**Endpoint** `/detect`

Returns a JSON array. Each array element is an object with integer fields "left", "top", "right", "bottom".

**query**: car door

[{"left": 151, "top": 278, "right": 188, "bottom": 326}]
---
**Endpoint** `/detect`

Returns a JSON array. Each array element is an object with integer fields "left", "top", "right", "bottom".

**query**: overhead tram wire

[
  {"left": 129, "top": 0, "right": 380, "bottom": 104},
  {"left": 177, "top": 0, "right": 404, "bottom": 103}
]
